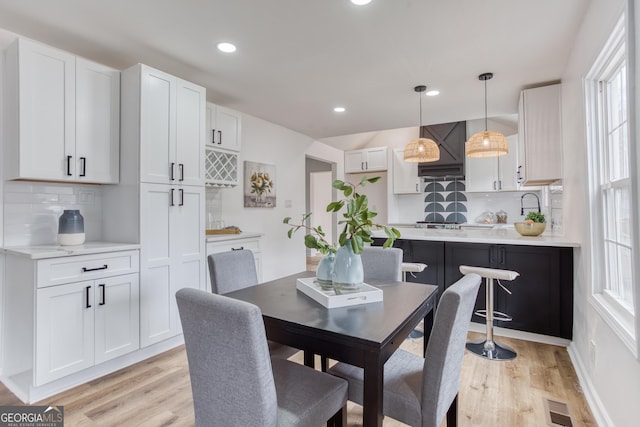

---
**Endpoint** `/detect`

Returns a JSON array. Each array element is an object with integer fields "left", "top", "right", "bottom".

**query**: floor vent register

[{"left": 544, "top": 398, "right": 573, "bottom": 427}]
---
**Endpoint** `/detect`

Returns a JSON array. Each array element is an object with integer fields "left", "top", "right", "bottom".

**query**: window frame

[{"left": 585, "top": 15, "right": 638, "bottom": 356}]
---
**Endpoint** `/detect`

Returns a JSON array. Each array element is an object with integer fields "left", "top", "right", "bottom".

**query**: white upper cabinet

[
  {"left": 466, "top": 135, "right": 519, "bottom": 192},
  {"left": 392, "top": 149, "right": 421, "bottom": 194},
  {"left": 345, "top": 147, "right": 388, "bottom": 173},
  {"left": 136, "top": 65, "right": 205, "bottom": 186},
  {"left": 3, "top": 38, "right": 119, "bottom": 183},
  {"left": 206, "top": 102, "right": 242, "bottom": 152},
  {"left": 518, "top": 84, "right": 563, "bottom": 186}
]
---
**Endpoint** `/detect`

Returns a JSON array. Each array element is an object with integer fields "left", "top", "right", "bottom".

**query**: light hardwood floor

[{"left": 0, "top": 333, "right": 595, "bottom": 426}]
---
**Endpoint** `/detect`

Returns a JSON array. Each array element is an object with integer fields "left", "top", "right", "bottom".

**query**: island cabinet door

[
  {"left": 444, "top": 242, "right": 494, "bottom": 324},
  {"left": 497, "top": 245, "right": 573, "bottom": 339}
]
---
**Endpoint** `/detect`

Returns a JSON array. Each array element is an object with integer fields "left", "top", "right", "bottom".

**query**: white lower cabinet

[
  {"left": 35, "top": 273, "right": 139, "bottom": 385},
  {"left": 1, "top": 249, "right": 140, "bottom": 389}
]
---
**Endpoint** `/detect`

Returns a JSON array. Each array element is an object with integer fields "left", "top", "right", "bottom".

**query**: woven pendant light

[
  {"left": 466, "top": 73, "right": 508, "bottom": 158},
  {"left": 404, "top": 85, "right": 440, "bottom": 162}
]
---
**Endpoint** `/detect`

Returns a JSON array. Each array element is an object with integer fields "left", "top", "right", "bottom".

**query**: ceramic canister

[{"left": 58, "top": 210, "right": 85, "bottom": 245}]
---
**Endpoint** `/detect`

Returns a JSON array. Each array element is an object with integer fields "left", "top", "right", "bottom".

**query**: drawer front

[
  {"left": 206, "top": 238, "right": 260, "bottom": 255},
  {"left": 37, "top": 250, "right": 140, "bottom": 288}
]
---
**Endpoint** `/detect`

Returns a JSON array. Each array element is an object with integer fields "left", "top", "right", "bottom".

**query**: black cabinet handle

[
  {"left": 365, "top": 161, "right": 368, "bottom": 170},
  {"left": 170, "top": 188, "right": 175, "bottom": 206},
  {"left": 66, "top": 155, "right": 73, "bottom": 176},
  {"left": 80, "top": 157, "right": 86, "bottom": 177},
  {"left": 500, "top": 247, "right": 506, "bottom": 266},
  {"left": 179, "top": 189, "right": 184, "bottom": 206},
  {"left": 99, "top": 284, "right": 106, "bottom": 306},
  {"left": 179, "top": 163, "right": 184, "bottom": 181},
  {"left": 85, "top": 285, "right": 92, "bottom": 308},
  {"left": 231, "top": 246, "right": 244, "bottom": 251},
  {"left": 217, "top": 130, "right": 222, "bottom": 145},
  {"left": 517, "top": 165, "right": 522, "bottom": 183},
  {"left": 82, "top": 264, "right": 108, "bottom": 272},
  {"left": 170, "top": 162, "right": 176, "bottom": 181},
  {"left": 212, "top": 128, "right": 217, "bottom": 144}
]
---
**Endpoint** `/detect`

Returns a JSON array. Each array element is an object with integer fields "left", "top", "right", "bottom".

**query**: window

[{"left": 585, "top": 15, "right": 637, "bottom": 348}]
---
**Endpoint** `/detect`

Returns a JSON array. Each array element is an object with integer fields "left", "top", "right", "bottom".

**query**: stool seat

[
  {"left": 402, "top": 262, "right": 427, "bottom": 273},
  {"left": 459, "top": 264, "right": 520, "bottom": 361},
  {"left": 459, "top": 265, "right": 518, "bottom": 281}
]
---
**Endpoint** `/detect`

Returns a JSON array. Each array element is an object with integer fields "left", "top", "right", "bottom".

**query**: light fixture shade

[
  {"left": 465, "top": 130, "right": 508, "bottom": 158},
  {"left": 404, "top": 138, "right": 440, "bottom": 162}
]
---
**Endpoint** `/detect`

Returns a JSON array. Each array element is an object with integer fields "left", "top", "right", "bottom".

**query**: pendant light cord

[{"left": 484, "top": 78, "right": 488, "bottom": 131}]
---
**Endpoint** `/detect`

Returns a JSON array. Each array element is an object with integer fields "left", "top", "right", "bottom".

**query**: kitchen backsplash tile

[
  {"left": 422, "top": 178, "right": 467, "bottom": 223},
  {"left": 3, "top": 181, "right": 103, "bottom": 246}
]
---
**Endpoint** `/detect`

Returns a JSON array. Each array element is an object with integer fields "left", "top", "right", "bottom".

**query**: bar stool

[
  {"left": 459, "top": 265, "right": 519, "bottom": 361},
  {"left": 402, "top": 262, "right": 427, "bottom": 339}
]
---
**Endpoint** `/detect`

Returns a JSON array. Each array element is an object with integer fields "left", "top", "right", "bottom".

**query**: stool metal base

[{"left": 466, "top": 338, "right": 517, "bottom": 361}]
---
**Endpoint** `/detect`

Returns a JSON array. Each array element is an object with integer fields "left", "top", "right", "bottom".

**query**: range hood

[{"left": 417, "top": 121, "right": 466, "bottom": 178}]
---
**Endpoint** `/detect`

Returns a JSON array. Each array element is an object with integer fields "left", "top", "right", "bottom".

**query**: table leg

[
  {"left": 423, "top": 310, "right": 434, "bottom": 358},
  {"left": 362, "top": 352, "right": 383, "bottom": 427},
  {"left": 303, "top": 350, "right": 315, "bottom": 368}
]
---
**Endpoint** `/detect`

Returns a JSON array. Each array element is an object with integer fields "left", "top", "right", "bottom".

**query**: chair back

[
  {"left": 361, "top": 246, "right": 403, "bottom": 282},
  {"left": 208, "top": 249, "right": 258, "bottom": 294},
  {"left": 421, "top": 273, "right": 481, "bottom": 426},
  {"left": 176, "top": 288, "right": 278, "bottom": 427}
]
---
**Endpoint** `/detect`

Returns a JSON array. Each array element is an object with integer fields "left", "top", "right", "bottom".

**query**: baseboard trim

[
  {"left": 468, "top": 322, "right": 571, "bottom": 347},
  {"left": 567, "top": 343, "right": 614, "bottom": 427}
]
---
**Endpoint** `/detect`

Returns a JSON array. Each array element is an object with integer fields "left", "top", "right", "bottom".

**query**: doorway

[{"left": 305, "top": 157, "right": 336, "bottom": 262}]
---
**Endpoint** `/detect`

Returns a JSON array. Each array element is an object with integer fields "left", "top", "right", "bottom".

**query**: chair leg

[
  {"left": 327, "top": 404, "right": 346, "bottom": 427},
  {"left": 446, "top": 394, "right": 457, "bottom": 427},
  {"left": 321, "top": 356, "right": 328, "bottom": 372}
]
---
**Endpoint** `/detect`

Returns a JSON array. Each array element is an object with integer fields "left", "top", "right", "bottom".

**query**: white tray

[{"left": 296, "top": 277, "right": 383, "bottom": 309}]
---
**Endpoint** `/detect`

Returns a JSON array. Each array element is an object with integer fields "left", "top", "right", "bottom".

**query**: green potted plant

[{"left": 284, "top": 176, "right": 400, "bottom": 289}]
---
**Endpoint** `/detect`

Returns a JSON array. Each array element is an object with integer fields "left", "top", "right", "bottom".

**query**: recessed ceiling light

[
  {"left": 217, "top": 42, "right": 237, "bottom": 53},
  {"left": 351, "top": 0, "right": 372, "bottom": 5},
  {"left": 334, "top": 107, "right": 346, "bottom": 113},
  {"left": 426, "top": 90, "right": 440, "bottom": 96}
]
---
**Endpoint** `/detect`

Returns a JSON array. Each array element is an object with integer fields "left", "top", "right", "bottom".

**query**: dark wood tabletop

[{"left": 226, "top": 271, "right": 439, "bottom": 427}]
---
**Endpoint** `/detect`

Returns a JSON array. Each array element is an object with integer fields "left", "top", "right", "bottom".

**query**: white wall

[
  {"left": 214, "top": 113, "right": 343, "bottom": 281},
  {"left": 562, "top": 1, "right": 640, "bottom": 426}
]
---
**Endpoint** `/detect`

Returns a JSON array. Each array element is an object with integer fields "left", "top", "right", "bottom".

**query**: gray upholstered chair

[
  {"left": 208, "top": 250, "right": 298, "bottom": 359},
  {"left": 328, "top": 272, "right": 482, "bottom": 427},
  {"left": 176, "top": 288, "right": 348, "bottom": 427},
  {"left": 361, "top": 246, "right": 403, "bottom": 282}
]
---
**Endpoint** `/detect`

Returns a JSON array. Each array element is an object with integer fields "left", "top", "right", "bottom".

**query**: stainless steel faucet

[{"left": 520, "top": 192, "right": 541, "bottom": 216}]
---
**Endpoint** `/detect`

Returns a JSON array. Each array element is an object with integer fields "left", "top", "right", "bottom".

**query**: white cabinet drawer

[
  {"left": 37, "top": 250, "right": 140, "bottom": 288},
  {"left": 206, "top": 238, "right": 260, "bottom": 254}
]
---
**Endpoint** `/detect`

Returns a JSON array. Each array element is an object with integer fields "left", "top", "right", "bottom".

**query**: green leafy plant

[
  {"left": 525, "top": 211, "right": 546, "bottom": 223},
  {"left": 284, "top": 176, "right": 400, "bottom": 255}
]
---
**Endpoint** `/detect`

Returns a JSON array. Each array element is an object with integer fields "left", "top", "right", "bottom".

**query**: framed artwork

[{"left": 244, "top": 161, "right": 276, "bottom": 207}]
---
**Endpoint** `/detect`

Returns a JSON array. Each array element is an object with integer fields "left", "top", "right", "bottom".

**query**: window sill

[{"left": 590, "top": 293, "right": 637, "bottom": 358}]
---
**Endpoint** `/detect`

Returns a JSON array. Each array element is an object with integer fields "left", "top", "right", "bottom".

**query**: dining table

[{"left": 225, "top": 271, "right": 439, "bottom": 427}]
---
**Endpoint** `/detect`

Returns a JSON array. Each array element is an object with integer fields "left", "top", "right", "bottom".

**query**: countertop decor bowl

[{"left": 514, "top": 222, "right": 546, "bottom": 236}]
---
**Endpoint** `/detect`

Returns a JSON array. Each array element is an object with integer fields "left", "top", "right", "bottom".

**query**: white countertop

[
  {"left": 206, "top": 232, "right": 263, "bottom": 243},
  {"left": 3, "top": 241, "right": 140, "bottom": 259},
  {"left": 376, "top": 226, "right": 580, "bottom": 248}
]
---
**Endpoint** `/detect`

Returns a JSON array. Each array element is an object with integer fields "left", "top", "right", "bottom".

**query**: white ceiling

[{"left": 0, "top": 0, "right": 590, "bottom": 143}]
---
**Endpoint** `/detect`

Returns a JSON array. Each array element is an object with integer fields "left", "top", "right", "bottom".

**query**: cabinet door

[
  {"left": 176, "top": 79, "right": 205, "bottom": 186},
  {"left": 365, "top": 147, "right": 388, "bottom": 171},
  {"left": 139, "top": 184, "right": 176, "bottom": 347},
  {"left": 497, "top": 245, "right": 563, "bottom": 337},
  {"left": 404, "top": 240, "right": 445, "bottom": 302},
  {"left": 36, "top": 280, "right": 94, "bottom": 385},
  {"left": 216, "top": 106, "right": 242, "bottom": 151},
  {"left": 465, "top": 156, "right": 498, "bottom": 192},
  {"left": 519, "top": 85, "right": 562, "bottom": 185},
  {"left": 344, "top": 151, "right": 365, "bottom": 173},
  {"left": 76, "top": 58, "right": 120, "bottom": 184},
  {"left": 497, "top": 135, "right": 519, "bottom": 191},
  {"left": 392, "top": 149, "right": 421, "bottom": 194},
  {"left": 16, "top": 39, "right": 76, "bottom": 181},
  {"left": 172, "top": 186, "right": 206, "bottom": 334},
  {"left": 444, "top": 242, "right": 494, "bottom": 324},
  {"left": 94, "top": 274, "right": 140, "bottom": 364},
  {"left": 140, "top": 66, "right": 176, "bottom": 184}
]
